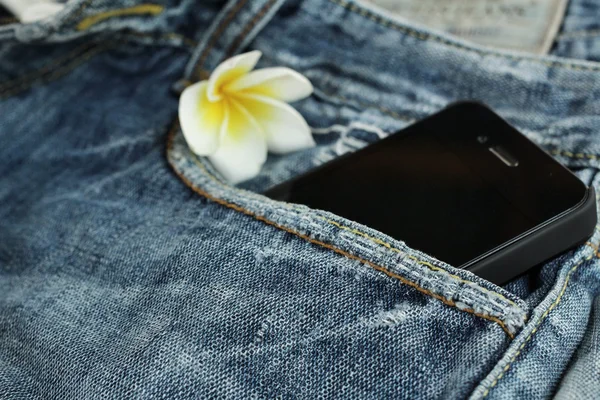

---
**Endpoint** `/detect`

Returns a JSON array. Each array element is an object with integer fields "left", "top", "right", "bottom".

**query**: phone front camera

[{"left": 477, "top": 135, "right": 488, "bottom": 144}]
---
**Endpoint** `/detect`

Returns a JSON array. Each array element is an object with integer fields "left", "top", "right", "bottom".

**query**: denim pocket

[
  {"left": 167, "top": 111, "right": 529, "bottom": 331},
  {"left": 166, "top": 65, "right": 600, "bottom": 336}
]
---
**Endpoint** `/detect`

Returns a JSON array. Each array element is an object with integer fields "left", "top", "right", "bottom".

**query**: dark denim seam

[
  {"left": 0, "top": 34, "right": 195, "bottom": 100},
  {"left": 165, "top": 120, "right": 523, "bottom": 339},
  {"left": 75, "top": 3, "right": 165, "bottom": 31},
  {"left": 0, "top": 42, "right": 111, "bottom": 99},
  {"left": 186, "top": 0, "right": 281, "bottom": 81},
  {"left": 317, "top": 217, "right": 521, "bottom": 308},
  {"left": 191, "top": 0, "right": 249, "bottom": 81},
  {"left": 329, "top": 0, "right": 600, "bottom": 73},
  {"left": 477, "top": 249, "right": 599, "bottom": 398},
  {"left": 222, "top": 0, "right": 278, "bottom": 60}
]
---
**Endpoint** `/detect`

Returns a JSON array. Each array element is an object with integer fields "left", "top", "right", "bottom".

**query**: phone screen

[{"left": 266, "top": 103, "right": 587, "bottom": 268}]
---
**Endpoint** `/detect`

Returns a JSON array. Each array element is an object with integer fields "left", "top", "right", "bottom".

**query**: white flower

[
  {"left": 1, "top": 0, "right": 64, "bottom": 23},
  {"left": 178, "top": 50, "right": 315, "bottom": 184}
]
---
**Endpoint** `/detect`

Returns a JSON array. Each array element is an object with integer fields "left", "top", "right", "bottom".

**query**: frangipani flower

[{"left": 179, "top": 50, "right": 315, "bottom": 183}]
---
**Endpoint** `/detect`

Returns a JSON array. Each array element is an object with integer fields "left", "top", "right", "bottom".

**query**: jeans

[{"left": 1, "top": 0, "right": 599, "bottom": 398}]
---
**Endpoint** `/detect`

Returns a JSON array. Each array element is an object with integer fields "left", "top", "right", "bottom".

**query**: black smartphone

[{"left": 265, "top": 102, "right": 597, "bottom": 285}]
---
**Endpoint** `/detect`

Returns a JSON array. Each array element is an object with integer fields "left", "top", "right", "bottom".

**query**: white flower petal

[
  {"left": 206, "top": 50, "right": 262, "bottom": 102},
  {"left": 2, "top": 0, "right": 64, "bottom": 23},
  {"left": 22, "top": 3, "right": 65, "bottom": 22},
  {"left": 179, "top": 80, "right": 224, "bottom": 156},
  {"left": 208, "top": 98, "right": 267, "bottom": 184},
  {"left": 235, "top": 93, "right": 315, "bottom": 154},
  {"left": 224, "top": 67, "right": 313, "bottom": 103}
]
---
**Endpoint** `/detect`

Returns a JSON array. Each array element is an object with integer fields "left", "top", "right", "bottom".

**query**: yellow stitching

[
  {"left": 76, "top": 4, "right": 164, "bottom": 31},
  {"left": 585, "top": 242, "right": 600, "bottom": 258},
  {"left": 166, "top": 122, "right": 518, "bottom": 339},
  {"left": 481, "top": 251, "right": 596, "bottom": 397},
  {"left": 329, "top": 0, "right": 600, "bottom": 73},
  {"left": 551, "top": 149, "right": 600, "bottom": 161},
  {"left": 321, "top": 217, "right": 520, "bottom": 308}
]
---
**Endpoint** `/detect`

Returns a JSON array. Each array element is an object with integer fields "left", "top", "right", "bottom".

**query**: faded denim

[{"left": 1, "top": 0, "right": 600, "bottom": 398}]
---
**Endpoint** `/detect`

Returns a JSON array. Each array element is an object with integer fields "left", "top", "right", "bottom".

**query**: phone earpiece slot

[{"left": 489, "top": 146, "right": 519, "bottom": 167}]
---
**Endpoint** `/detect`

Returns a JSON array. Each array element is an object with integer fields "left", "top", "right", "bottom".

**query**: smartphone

[{"left": 265, "top": 102, "right": 597, "bottom": 285}]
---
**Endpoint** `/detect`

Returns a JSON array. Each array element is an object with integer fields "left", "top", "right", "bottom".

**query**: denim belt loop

[{"left": 182, "top": 0, "right": 286, "bottom": 83}]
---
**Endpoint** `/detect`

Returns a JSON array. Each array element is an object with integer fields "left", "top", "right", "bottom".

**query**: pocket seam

[
  {"left": 551, "top": 148, "right": 600, "bottom": 163},
  {"left": 479, "top": 250, "right": 597, "bottom": 398},
  {"left": 166, "top": 120, "right": 524, "bottom": 339},
  {"left": 321, "top": 217, "right": 520, "bottom": 308},
  {"left": 223, "top": 0, "right": 278, "bottom": 60},
  {"left": 190, "top": 0, "right": 249, "bottom": 81}
]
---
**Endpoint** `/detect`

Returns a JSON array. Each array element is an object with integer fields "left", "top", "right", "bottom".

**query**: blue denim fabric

[{"left": 1, "top": 0, "right": 599, "bottom": 398}]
